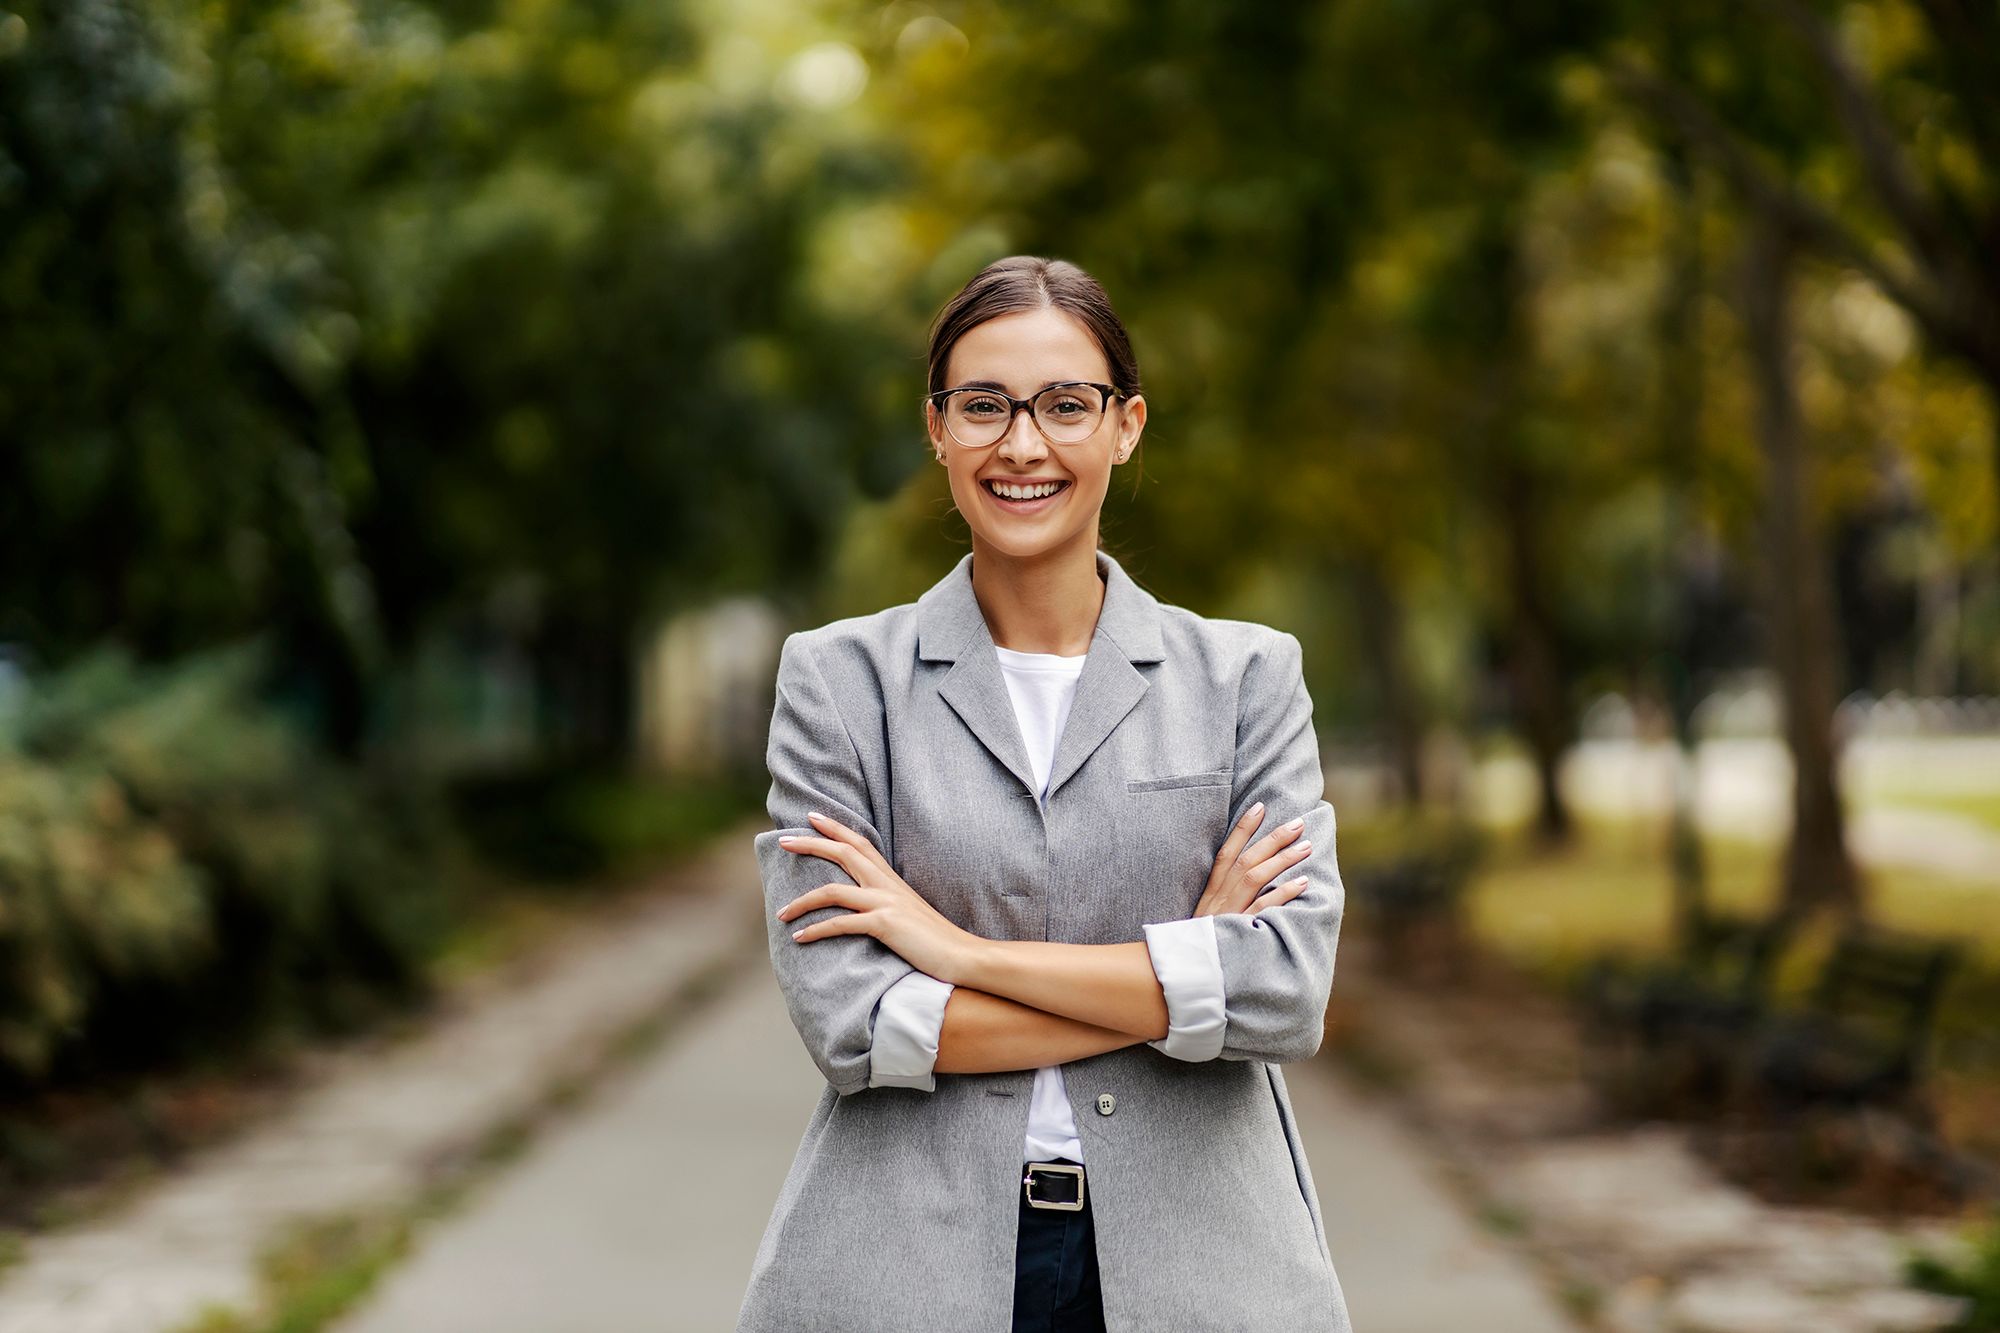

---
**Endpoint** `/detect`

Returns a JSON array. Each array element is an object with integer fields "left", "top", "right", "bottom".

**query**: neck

[{"left": 967, "top": 531, "right": 1105, "bottom": 657}]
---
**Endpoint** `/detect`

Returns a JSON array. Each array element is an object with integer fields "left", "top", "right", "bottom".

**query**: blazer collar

[{"left": 914, "top": 548, "right": 1165, "bottom": 804}]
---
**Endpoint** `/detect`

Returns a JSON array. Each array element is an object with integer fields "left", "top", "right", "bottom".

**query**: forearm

[
  {"left": 951, "top": 938, "right": 1171, "bottom": 1041},
  {"left": 932, "top": 984, "right": 1150, "bottom": 1074}
]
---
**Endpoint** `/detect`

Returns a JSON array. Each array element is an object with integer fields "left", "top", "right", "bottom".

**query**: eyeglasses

[{"left": 925, "top": 381, "right": 1129, "bottom": 448}]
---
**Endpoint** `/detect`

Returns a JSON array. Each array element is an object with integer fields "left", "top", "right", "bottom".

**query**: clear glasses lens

[{"left": 942, "top": 385, "right": 1107, "bottom": 446}]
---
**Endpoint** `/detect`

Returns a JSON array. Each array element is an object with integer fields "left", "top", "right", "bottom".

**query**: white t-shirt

[{"left": 991, "top": 644, "right": 1091, "bottom": 1163}]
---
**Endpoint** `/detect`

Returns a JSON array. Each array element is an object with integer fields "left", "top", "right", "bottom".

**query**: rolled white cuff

[
  {"left": 1141, "top": 916, "right": 1227, "bottom": 1062},
  {"left": 866, "top": 970, "right": 955, "bottom": 1090}
]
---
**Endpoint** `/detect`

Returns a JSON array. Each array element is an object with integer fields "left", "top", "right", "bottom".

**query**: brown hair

[{"left": 924, "top": 255, "right": 1143, "bottom": 403}]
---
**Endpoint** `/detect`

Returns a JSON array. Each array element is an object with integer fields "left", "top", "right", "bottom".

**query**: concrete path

[
  {"left": 0, "top": 827, "right": 766, "bottom": 1333},
  {"left": 1288, "top": 1053, "right": 1580, "bottom": 1332},
  {"left": 337, "top": 955, "right": 1582, "bottom": 1333}
]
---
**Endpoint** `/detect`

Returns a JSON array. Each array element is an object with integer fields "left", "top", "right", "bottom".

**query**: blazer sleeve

[
  {"left": 1143, "top": 630, "right": 1344, "bottom": 1065},
  {"left": 754, "top": 630, "right": 920, "bottom": 1095}
]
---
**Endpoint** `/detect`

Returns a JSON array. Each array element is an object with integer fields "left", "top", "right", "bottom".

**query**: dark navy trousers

[{"left": 1012, "top": 1160, "right": 1106, "bottom": 1333}]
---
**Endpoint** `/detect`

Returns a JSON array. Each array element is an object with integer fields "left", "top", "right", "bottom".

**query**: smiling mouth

[{"left": 982, "top": 479, "right": 1072, "bottom": 503}]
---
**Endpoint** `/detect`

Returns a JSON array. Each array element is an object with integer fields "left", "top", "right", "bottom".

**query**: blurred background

[{"left": 4, "top": 0, "right": 2000, "bottom": 1329}]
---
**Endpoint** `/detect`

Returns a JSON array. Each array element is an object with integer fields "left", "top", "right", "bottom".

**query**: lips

[{"left": 982, "top": 479, "right": 1071, "bottom": 501}]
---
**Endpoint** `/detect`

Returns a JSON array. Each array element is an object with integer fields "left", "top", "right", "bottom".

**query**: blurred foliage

[
  {"left": 0, "top": 0, "right": 923, "bottom": 758},
  {"left": 1332, "top": 807, "right": 1488, "bottom": 880},
  {"left": 0, "top": 639, "right": 454, "bottom": 1088},
  {"left": 3, "top": 0, "right": 1997, "bottom": 757},
  {"left": 3, "top": 0, "right": 2000, "bottom": 1101},
  {"left": 447, "top": 761, "right": 765, "bottom": 883},
  {"left": 1907, "top": 1202, "right": 2000, "bottom": 1330}
]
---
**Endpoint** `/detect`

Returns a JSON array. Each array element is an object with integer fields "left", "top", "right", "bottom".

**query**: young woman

[{"left": 738, "top": 256, "right": 1351, "bottom": 1332}]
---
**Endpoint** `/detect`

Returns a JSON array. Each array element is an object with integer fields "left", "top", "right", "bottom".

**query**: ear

[
  {"left": 1113, "top": 394, "right": 1146, "bottom": 462},
  {"left": 923, "top": 399, "right": 950, "bottom": 460}
]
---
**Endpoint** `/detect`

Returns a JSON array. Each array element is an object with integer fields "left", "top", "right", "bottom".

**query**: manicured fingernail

[
  {"left": 791, "top": 930, "right": 805, "bottom": 941},
  {"left": 1297, "top": 840, "right": 1311, "bottom": 851},
  {"left": 778, "top": 835, "right": 796, "bottom": 843},
  {"left": 1251, "top": 802, "right": 1264, "bottom": 815},
  {"left": 1286, "top": 818, "right": 1304, "bottom": 831},
  {"left": 807, "top": 811, "right": 824, "bottom": 821}
]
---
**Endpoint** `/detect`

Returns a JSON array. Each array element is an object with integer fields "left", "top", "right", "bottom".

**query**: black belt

[{"left": 1022, "top": 1159, "right": 1086, "bottom": 1212}]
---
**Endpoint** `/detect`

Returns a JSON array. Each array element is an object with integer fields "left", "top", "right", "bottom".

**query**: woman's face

[{"left": 927, "top": 307, "right": 1146, "bottom": 562}]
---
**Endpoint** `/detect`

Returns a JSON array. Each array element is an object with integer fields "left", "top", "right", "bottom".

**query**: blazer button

[{"left": 1096, "top": 1093, "right": 1116, "bottom": 1116}]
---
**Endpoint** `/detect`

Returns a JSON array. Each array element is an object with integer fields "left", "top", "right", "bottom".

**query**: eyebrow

[{"left": 955, "top": 379, "right": 1083, "bottom": 393}]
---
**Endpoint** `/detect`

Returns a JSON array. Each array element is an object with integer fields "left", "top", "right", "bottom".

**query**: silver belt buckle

[{"left": 1023, "top": 1161, "right": 1085, "bottom": 1212}]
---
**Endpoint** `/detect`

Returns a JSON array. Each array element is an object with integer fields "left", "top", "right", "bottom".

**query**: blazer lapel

[
  {"left": 917, "top": 547, "right": 1166, "bottom": 805},
  {"left": 934, "top": 627, "right": 1039, "bottom": 801}
]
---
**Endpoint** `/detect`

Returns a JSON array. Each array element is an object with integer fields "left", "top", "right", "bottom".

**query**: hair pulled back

[{"left": 924, "top": 256, "right": 1143, "bottom": 402}]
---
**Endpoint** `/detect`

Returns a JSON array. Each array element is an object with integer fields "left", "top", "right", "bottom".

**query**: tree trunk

[
  {"left": 1496, "top": 451, "right": 1575, "bottom": 846},
  {"left": 1349, "top": 560, "right": 1424, "bottom": 807},
  {"left": 1738, "top": 210, "right": 1864, "bottom": 924},
  {"left": 1654, "top": 105, "right": 1713, "bottom": 941},
  {"left": 1464, "top": 211, "right": 1575, "bottom": 846}
]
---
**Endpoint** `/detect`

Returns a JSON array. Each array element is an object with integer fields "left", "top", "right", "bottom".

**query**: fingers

[
  {"left": 1210, "top": 838, "right": 1311, "bottom": 916},
  {"left": 1202, "top": 805, "right": 1314, "bottom": 916},
  {"left": 775, "top": 882, "right": 859, "bottom": 924},
  {"left": 1248, "top": 875, "right": 1310, "bottom": 915},
  {"left": 1211, "top": 801, "right": 1269, "bottom": 868},
  {"left": 776, "top": 830, "right": 862, "bottom": 876},
  {"left": 1246, "top": 837, "right": 1311, "bottom": 888},
  {"left": 1210, "top": 810, "right": 1306, "bottom": 885},
  {"left": 804, "top": 811, "right": 891, "bottom": 874},
  {"left": 789, "top": 911, "right": 873, "bottom": 943},
  {"left": 1243, "top": 816, "right": 1307, "bottom": 866}
]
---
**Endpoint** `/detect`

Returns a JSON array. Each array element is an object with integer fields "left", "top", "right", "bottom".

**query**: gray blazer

[{"left": 739, "top": 547, "right": 1352, "bottom": 1332}]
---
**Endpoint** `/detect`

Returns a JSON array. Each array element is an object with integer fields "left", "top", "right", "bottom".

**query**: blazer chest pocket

[
  {"left": 1117, "top": 770, "right": 1236, "bottom": 919},
  {"left": 1126, "top": 768, "right": 1233, "bottom": 793}
]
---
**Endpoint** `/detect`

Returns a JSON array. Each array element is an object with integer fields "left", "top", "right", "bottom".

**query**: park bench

[
  {"left": 1740, "top": 922, "right": 1963, "bottom": 1125},
  {"left": 1344, "top": 826, "right": 1483, "bottom": 974},
  {"left": 1574, "top": 907, "right": 1794, "bottom": 1110},
  {"left": 1576, "top": 908, "right": 1791, "bottom": 1044}
]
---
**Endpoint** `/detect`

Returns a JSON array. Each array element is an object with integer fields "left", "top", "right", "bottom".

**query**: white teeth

[{"left": 987, "top": 480, "right": 1066, "bottom": 500}]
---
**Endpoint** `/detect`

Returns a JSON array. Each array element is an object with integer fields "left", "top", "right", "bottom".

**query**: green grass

[
  {"left": 1864, "top": 788, "right": 2000, "bottom": 835},
  {"left": 172, "top": 1209, "right": 417, "bottom": 1333},
  {"left": 1459, "top": 812, "right": 2000, "bottom": 976}
]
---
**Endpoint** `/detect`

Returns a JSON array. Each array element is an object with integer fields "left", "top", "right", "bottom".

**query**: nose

[{"left": 996, "top": 404, "right": 1048, "bottom": 464}]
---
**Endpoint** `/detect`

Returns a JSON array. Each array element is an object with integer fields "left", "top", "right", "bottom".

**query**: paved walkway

[
  {"left": 0, "top": 828, "right": 766, "bottom": 1333},
  {"left": 336, "top": 948, "right": 1581, "bottom": 1332}
]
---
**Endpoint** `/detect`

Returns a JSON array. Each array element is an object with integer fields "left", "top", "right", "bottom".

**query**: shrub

[
  {"left": 0, "top": 639, "right": 454, "bottom": 1088},
  {"left": 1906, "top": 1203, "right": 2000, "bottom": 1330}
]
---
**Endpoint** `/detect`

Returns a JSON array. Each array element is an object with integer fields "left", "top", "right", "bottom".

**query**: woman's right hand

[{"left": 1191, "top": 802, "right": 1312, "bottom": 918}]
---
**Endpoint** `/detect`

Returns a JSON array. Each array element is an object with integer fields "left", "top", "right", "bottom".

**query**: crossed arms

[{"left": 754, "top": 630, "right": 1343, "bottom": 1096}]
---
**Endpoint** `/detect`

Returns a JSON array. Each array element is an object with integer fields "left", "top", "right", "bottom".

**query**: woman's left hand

[{"left": 775, "top": 811, "right": 981, "bottom": 983}]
